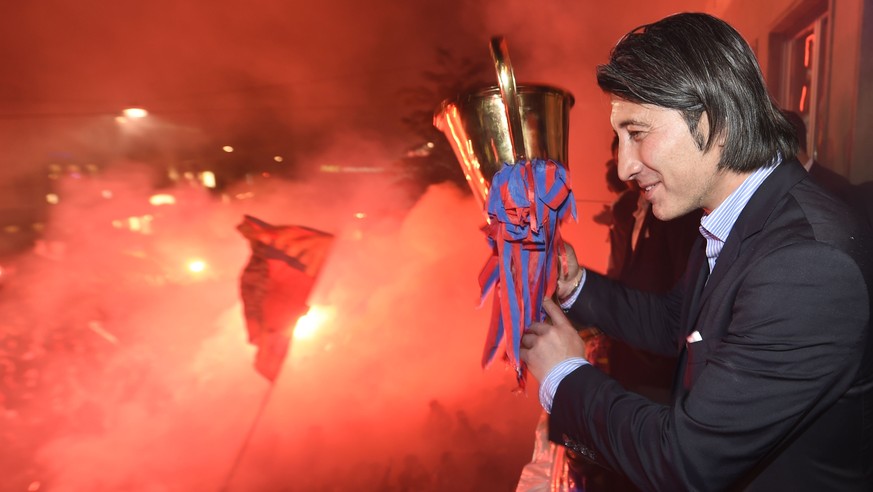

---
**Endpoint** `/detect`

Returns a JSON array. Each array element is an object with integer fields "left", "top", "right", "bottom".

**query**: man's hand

[
  {"left": 520, "top": 297, "right": 587, "bottom": 382},
  {"left": 556, "top": 242, "right": 583, "bottom": 301}
]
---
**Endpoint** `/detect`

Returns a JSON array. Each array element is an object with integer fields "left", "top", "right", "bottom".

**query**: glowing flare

[
  {"left": 123, "top": 108, "right": 148, "bottom": 119},
  {"left": 187, "top": 259, "right": 207, "bottom": 273},
  {"left": 293, "top": 306, "right": 329, "bottom": 340},
  {"left": 128, "top": 217, "right": 142, "bottom": 231},
  {"left": 201, "top": 171, "right": 216, "bottom": 188},
  {"left": 149, "top": 194, "right": 176, "bottom": 206}
]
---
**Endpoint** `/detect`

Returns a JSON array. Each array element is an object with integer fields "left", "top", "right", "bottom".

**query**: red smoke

[{"left": 0, "top": 1, "right": 712, "bottom": 490}]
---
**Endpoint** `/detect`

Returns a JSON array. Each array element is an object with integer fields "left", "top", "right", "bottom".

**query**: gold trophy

[
  {"left": 433, "top": 36, "right": 577, "bottom": 386},
  {"left": 433, "top": 36, "right": 574, "bottom": 211}
]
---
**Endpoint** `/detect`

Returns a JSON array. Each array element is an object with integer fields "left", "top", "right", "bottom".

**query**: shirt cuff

[
  {"left": 539, "top": 357, "right": 589, "bottom": 414},
  {"left": 560, "top": 268, "right": 587, "bottom": 310}
]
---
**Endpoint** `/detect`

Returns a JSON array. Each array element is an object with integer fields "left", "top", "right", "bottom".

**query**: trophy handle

[{"left": 490, "top": 36, "right": 526, "bottom": 163}]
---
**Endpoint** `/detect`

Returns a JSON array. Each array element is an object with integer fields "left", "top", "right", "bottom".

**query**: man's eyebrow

[{"left": 615, "top": 118, "right": 650, "bottom": 129}]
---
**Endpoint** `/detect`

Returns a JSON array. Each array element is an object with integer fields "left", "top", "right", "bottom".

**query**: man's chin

[
  {"left": 651, "top": 204, "right": 687, "bottom": 221},
  {"left": 650, "top": 204, "right": 670, "bottom": 221}
]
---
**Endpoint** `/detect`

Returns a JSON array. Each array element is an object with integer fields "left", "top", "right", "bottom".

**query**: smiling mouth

[{"left": 640, "top": 183, "right": 658, "bottom": 197}]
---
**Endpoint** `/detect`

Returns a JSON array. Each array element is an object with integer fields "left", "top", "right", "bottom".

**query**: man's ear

[{"left": 703, "top": 111, "right": 727, "bottom": 147}]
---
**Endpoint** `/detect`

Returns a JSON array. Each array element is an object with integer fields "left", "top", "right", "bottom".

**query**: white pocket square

[{"left": 686, "top": 330, "right": 703, "bottom": 343}]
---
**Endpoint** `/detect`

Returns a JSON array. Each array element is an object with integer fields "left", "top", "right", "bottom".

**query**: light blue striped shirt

[
  {"left": 540, "top": 158, "right": 781, "bottom": 413},
  {"left": 699, "top": 161, "right": 779, "bottom": 272}
]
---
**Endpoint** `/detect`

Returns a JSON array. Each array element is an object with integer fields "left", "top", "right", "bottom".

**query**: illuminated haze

[{"left": 1, "top": 0, "right": 712, "bottom": 490}]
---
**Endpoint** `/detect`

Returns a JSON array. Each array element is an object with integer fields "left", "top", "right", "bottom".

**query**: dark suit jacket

[
  {"left": 607, "top": 190, "right": 701, "bottom": 402},
  {"left": 855, "top": 180, "right": 873, "bottom": 230},
  {"left": 550, "top": 160, "right": 873, "bottom": 491}
]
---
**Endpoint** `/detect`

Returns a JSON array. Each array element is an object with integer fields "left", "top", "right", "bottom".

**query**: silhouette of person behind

[{"left": 782, "top": 110, "right": 855, "bottom": 199}]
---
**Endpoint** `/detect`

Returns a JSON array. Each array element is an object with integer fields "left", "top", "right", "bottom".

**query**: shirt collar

[{"left": 699, "top": 157, "right": 781, "bottom": 261}]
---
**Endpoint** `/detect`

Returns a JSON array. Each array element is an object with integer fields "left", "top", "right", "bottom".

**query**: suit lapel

[
  {"left": 696, "top": 159, "right": 808, "bottom": 309},
  {"left": 674, "top": 160, "right": 808, "bottom": 396},
  {"left": 680, "top": 235, "right": 708, "bottom": 346}
]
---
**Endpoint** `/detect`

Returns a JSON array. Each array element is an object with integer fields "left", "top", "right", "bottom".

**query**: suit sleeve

[
  {"left": 549, "top": 242, "right": 870, "bottom": 491},
  {"left": 568, "top": 268, "right": 686, "bottom": 356}
]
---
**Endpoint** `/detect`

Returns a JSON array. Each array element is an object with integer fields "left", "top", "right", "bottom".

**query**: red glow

[
  {"left": 2, "top": 168, "right": 547, "bottom": 491},
  {"left": 804, "top": 32, "right": 815, "bottom": 68},
  {"left": 800, "top": 84, "right": 808, "bottom": 113},
  {"left": 0, "top": 0, "right": 642, "bottom": 488}
]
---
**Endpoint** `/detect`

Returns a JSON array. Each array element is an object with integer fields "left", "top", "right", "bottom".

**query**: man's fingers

[
  {"left": 541, "top": 297, "right": 565, "bottom": 320},
  {"left": 521, "top": 321, "right": 552, "bottom": 349},
  {"left": 520, "top": 331, "right": 537, "bottom": 349},
  {"left": 525, "top": 321, "right": 547, "bottom": 335}
]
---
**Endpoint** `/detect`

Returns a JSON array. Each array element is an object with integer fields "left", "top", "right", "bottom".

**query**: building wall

[{"left": 717, "top": 0, "right": 873, "bottom": 182}]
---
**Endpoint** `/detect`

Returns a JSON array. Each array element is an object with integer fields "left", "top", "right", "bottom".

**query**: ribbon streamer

[{"left": 479, "top": 159, "right": 576, "bottom": 388}]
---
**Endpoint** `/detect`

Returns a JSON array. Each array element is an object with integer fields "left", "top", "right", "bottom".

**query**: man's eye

[{"left": 628, "top": 131, "right": 643, "bottom": 140}]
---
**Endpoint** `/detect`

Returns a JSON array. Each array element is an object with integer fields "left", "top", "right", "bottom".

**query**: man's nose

[{"left": 617, "top": 145, "right": 642, "bottom": 182}]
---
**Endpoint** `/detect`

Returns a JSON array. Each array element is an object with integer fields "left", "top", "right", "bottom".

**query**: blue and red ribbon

[{"left": 479, "top": 158, "right": 576, "bottom": 388}]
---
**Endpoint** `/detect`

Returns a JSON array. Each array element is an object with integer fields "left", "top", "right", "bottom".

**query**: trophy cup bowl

[{"left": 433, "top": 37, "right": 574, "bottom": 211}]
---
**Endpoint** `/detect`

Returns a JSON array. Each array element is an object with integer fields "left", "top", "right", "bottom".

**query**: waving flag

[
  {"left": 479, "top": 159, "right": 576, "bottom": 388},
  {"left": 237, "top": 215, "right": 334, "bottom": 381}
]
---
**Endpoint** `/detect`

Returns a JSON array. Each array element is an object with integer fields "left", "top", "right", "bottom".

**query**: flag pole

[{"left": 217, "top": 377, "right": 280, "bottom": 492}]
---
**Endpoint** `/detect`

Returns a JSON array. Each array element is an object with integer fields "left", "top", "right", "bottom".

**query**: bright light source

[
  {"left": 128, "top": 217, "right": 142, "bottom": 231},
  {"left": 123, "top": 108, "right": 148, "bottom": 119},
  {"left": 294, "top": 306, "right": 330, "bottom": 340},
  {"left": 200, "top": 171, "right": 216, "bottom": 188},
  {"left": 222, "top": 145, "right": 234, "bottom": 153},
  {"left": 46, "top": 193, "right": 59, "bottom": 204},
  {"left": 273, "top": 156, "right": 284, "bottom": 163},
  {"left": 187, "top": 259, "right": 207, "bottom": 273},
  {"left": 354, "top": 212, "right": 366, "bottom": 219},
  {"left": 149, "top": 194, "right": 176, "bottom": 206}
]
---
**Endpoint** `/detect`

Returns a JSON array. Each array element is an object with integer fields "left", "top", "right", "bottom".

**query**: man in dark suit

[{"left": 520, "top": 13, "right": 873, "bottom": 491}]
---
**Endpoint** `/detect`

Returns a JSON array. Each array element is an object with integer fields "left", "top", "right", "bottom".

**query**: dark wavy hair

[{"left": 596, "top": 13, "right": 797, "bottom": 172}]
